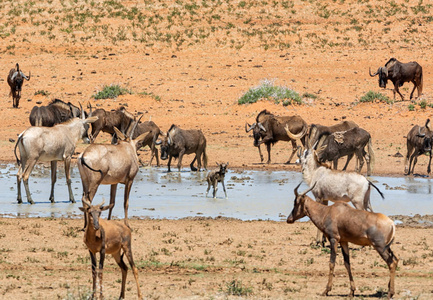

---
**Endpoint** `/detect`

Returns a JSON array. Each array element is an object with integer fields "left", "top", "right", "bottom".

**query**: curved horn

[
  {"left": 426, "top": 119, "right": 432, "bottom": 131},
  {"left": 285, "top": 124, "right": 307, "bottom": 140},
  {"left": 294, "top": 182, "right": 302, "bottom": 198},
  {"left": 245, "top": 122, "right": 255, "bottom": 133},
  {"left": 98, "top": 199, "right": 105, "bottom": 207},
  {"left": 380, "top": 66, "right": 388, "bottom": 78},
  {"left": 369, "top": 67, "right": 379, "bottom": 77},
  {"left": 82, "top": 198, "right": 92, "bottom": 208},
  {"left": 23, "top": 71, "right": 30, "bottom": 81},
  {"left": 300, "top": 182, "right": 317, "bottom": 197},
  {"left": 418, "top": 127, "right": 426, "bottom": 137},
  {"left": 258, "top": 122, "right": 266, "bottom": 132},
  {"left": 130, "top": 114, "right": 143, "bottom": 138},
  {"left": 11, "top": 71, "right": 18, "bottom": 81},
  {"left": 79, "top": 102, "right": 85, "bottom": 119}
]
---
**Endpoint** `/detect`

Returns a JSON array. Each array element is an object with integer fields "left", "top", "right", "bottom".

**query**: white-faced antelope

[
  {"left": 79, "top": 199, "right": 142, "bottom": 300},
  {"left": 14, "top": 106, "right": 97, "bottom": 204},
  {"left": 78, "top": 116, "right": 147, "bottom": 227},
  {"left": 287, "top": 183, "right": 398, "bottom": 299}
]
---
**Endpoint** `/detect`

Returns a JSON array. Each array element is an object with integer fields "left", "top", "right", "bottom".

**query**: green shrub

[
  {"left": 408, "top": 104, "right": 415, "bottom": 111},
  {"left": 419, "top": 99, "right": 427, "bottom": 109},
  {"left": 93, "top": 84, "right": 131, "bottom": 99},
  {"left": 225, "top": 279, "right": 253, "bottom": 296},
  {"left": 34, "top": 90, "right": 49, "bottom": 96},
  {"left": 238, "top": 79, "right": 302, "bottom": 105},
  {"left": 359, "top": 91, "right": 391, "bottom": 103},
  {"left": 302, "top": 92, "right": 317, "bottom": 99}
]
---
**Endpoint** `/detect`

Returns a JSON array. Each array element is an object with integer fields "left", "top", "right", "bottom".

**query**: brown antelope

[
  {"left": 14, "top": 106, "right": 97, "bottom": 204},
  {"left": 287, "top": 183, "right": 398, "bottom": 299},
  {"left": 79, "top": 199, "right": 142, "bottom": 299},
  {"left": 78, "top": 115, "right": 147, "bottom": 227}
]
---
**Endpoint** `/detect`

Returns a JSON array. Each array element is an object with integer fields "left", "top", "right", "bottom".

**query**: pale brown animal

[
  {"left": 78, "top": 117, "right": 147, "bottom": 227},
  {"left": 287, "top": 183, "right": 398, "bottom": 299},
  {"left": 206, "top": 162, "right": 229, "bottom": 198},
  {"left": 245, "top": 110, "right": 308, "bottom": 164},
  {"left": 79, "top": 199, "right": 142, "bottom": 300}
]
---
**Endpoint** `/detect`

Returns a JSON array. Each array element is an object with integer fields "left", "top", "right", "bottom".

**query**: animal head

[
  {"left": 9, "top": 63, "right": 30, "bottom": 92},
  {"left": 245, "top": 122, "right": 266, "bottom": 147},
  {"left": 79, "top": 199, "right": 114, "bottom": 231},
  {"left": 217, "top": 162, "right": 229, "bottom": 174},
  {"left": 155, "top": 124, "right": 177, "bottom": 160},
  {"left": 287, "top": 182, "right": 315, "bottom": 223},
  {"left": 369, "top": 66, "right": 388, "bottom": 88},
  {"left": 417, "top": 119, "right": 433, "bottom": 153},
  {"left": 79, "top": 103, "right": 99, "bottom": 143}
]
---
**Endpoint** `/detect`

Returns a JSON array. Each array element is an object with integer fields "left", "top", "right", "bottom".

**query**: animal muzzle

[
  {"left": 379, "top": 78, "right": 387, "bottom": 88},
  {"left": 253, "top": 139, "right": 260, "bottom": 147},
  {"left": 82, "top": 137, "right": 91, "bottom": 144},
  {"left": 286, "top": 214, "right": 295, "bottom": 224}
]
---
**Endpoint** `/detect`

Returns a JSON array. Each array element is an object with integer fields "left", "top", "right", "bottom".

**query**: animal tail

[
  {"left": 368, "top": 180, "right": 384, "bottom": 199},
  {"left": 367, "top": 137, "right": 375, "bottom": 175},
  {"left": 80, "top": 156, "right": 103, "bottom": 175},
  {"left": 14, "top": 134, "right": 23, "bottom": 166}
]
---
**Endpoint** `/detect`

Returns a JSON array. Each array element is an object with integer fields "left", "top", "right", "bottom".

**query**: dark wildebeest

[
  {"left": 7, "top": 63, "right": 31, "bottom": 108},
  {"left": 89, "top": 105, "right": 134, "bottom": 144},
  {"left": 245, "top": 110, "right": 308, "bottom": 164},
  {"left": 315, "top": 127, "right": 375, "bottom": 176},
  {"left": 156, "top": 124, "right": 208, "bottom": 172},
  {"left": 302, "top": 120, "right": 359, "bottom": 149},
  {"left": 369, "top": 57, "right": 423, "bottom": 101},
  {"left": 405, "top": 119, "right": 433, "bottom": 175},
  {"left": 127, "top": 119, "right": 162, "bottom": 167},
  {"left": 206, "top": 162, "right": 229, "bottom": 199},
  {"left": 29, "top": 99, "right": 82, "bottom": 127}
]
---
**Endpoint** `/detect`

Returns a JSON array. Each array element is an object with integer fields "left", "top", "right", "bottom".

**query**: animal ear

[
  {"left": 85, "top": 116, "right": 99, "bottom": 124},
  {"left": 226, "top": 162, "right": 229, "bottom": 166},
  {"left": 101, "top": 203, "right": 114, "bottom": 211},
  {"left": 114, "top": 127, "right": 127, "bottom": 141},
  {"left": 216, "top": 162, "right": 220, "bottom": 166},
  {"left": 134, "top": 132, "right": 148, "bottom": 144},
  {"left": 78, "top": 207, "right": 86, "bottom": 212}
]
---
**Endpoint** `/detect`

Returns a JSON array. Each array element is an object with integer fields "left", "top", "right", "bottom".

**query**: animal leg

[
  {"left": 342, "top": 153, "right": 354, "bottom": 171},
  {"left": 357, "top": 152, "right": 365, "bottom": 174},
  {"left": 409, "top": 81, "right": 417, "bottom": 99},
  {"left": 189, "top": 154, "right": 198, "bottom": 172},
  {"left": 322, "top": 238, "right": 338, "bottom": 296},
  {"left": 375, "top": 245, "right": 398, "bottom": 299},
  {"left": 167, "top": 155, "right": 172, "bottom": 172},
  {"left": 257, "top": 145, "right": 264, "bottom": 162},
  {"left": 404, "top": 144, "right": 414, "bottom": 175},
  {"left": 394, "top": 83, "right": 405, "bottom": 101},
  {"left": 108, "top": 184, "right": 118, "bottom": 220},
  {"left": 427, "top": 153, "right": 432, "bottom": 175},
  {"left": 266, "top": 143, "right": 272, "bottom": 164},
  {"left": 341, "top": 241, "right": 356, "bottom": 297},
  {"left": 206, "top": 179, "right": 211, "bottom": 197},
  {"left": 16, "top": 160, "right": 26, "bottom": 204},
  {"left": 64, "top": 157, "right": 75, "bottom": 203},
  {"left": 89, "top": 251, "right": 97, "bottom": 299},
  {"left": 213, "top": 180, "right": 218, "bottom": 199},
  {"left": 222, "top": 180, "right": 228, "bottom": 199},
  {"left": 23, "top": 159, "right": 38, "bottom": 204},
  {"left": 49, "top": 161, "right": 57, "bottom": 203},
  {"left": 332, "top": 159, "right": 339, "bottom": 170},
  {"left": 98, "top": 249, "right": 105, "bottom": 299},
  {"left": 113, "top": 252, "right": 128, "bottom": 300},
  {"left": 285, "top": 140, "right": 298, "bottom": 164},
  {"left": 124, "top": 245, "right": 142, "bottom": 299},
  {"left": 315, "top": 198, "right": 328, "bottom": 246},
  {"left": 123, "top": 181, "right": 133, "bottom": 228},
  {"left": 410, "top": 154, "right": 418, "bottom": 175},
  {"left": 196, "top": 151, "right": 203, "bottom": 171}
]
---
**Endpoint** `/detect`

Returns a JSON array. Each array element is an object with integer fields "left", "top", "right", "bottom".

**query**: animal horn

[
  {"left": 130, "top": 114, "right": 143, "bottom": 138},
  {"left": 300, "top": 182, "right": 316, "bottom": 197},
  {"left": 79, "top": 102, "right": 85, "bottom": 119},
  {"left": 11, "top": 71, "right": 18, "bottom": 81},
  {"left": 99, "top": 199, "right": 105, "bottom": 207},
  {"left": 285, "top": 124, "right": 306, "bottom": 140},
  {"left": 418, "top": 127, "right": 426, "bottom": 137},
  {"left": 245, "top": 122, "right": 255, "bottom": 133},
  {"left": 82, "top": 198, "right": 92, "bottom": 208},
  {"left": 258, "top": 122, "right": 266, "bottom": 132},
  {"left": 294, "top": 182, "right": 302, "bottom": 198},
  {"left": 369, "top": 67, "right": 379, "bottom": 77},
  {"left": 426, "top": 119, "right": 432, "bottom": 132},
  {"left": 23, "top": 70, "right": 30, "bottom": 81}
]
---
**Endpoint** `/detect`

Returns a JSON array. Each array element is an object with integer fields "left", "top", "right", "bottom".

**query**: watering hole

[{"left": 1, "top": 163, "right": 433, "bottom": 221}]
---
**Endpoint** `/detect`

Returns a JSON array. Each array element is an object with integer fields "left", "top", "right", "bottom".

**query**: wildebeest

[
  {"left": 127, "top": 119, "right": 162, "bottom": 167},
  {"left": 369, "top": 58, "right": 423, "bottom": 101},
  {"left": 316, "top": 127, "right": 375, "bottom": 176},
  {"left": 29, "top": 99, "right": 82, "bottom": 127},
  {"left": 156, "top": 124, "right": 208, "bottom": 172},
  {"left": 7, "top": 63, "right": 31, "bottom": 108},
  {"left": 206, "top": 162, "right": 229, "bottom": 199},
  {"left": 287, "top": 183, "right": 398, "bottom": 299},
  {"left": 303, "top": 120, "right": 359, "bottom": 149},
  {"left": 245, "top": 110, "right": 308, "bottom": 164},
  {"left": 14, "top": 108, "right": 98, "bottom": 204},
  {"left": 405, "top": 119, "right": 433, "bottom": 175},
  {"left": 78, "top": 117, "right": 148, "bottom": 228},
  {"left": 88, "top": 105, "right": 134, "bottom": 144}
]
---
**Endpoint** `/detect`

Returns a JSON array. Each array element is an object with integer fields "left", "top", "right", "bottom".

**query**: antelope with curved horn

[
  {"left": 7, "top": 63, "right": 31, "bottom": 108},
  {"left": 14, "top": 104, "right": 97, "bottom": 204},
  {"left": 79, "top": 199, "right": 143, "bottom": 299},
  {"left": 78, "top": 115, "right": 148, "bottom": 227},
  {"left": 287, "top": 182, "right": 398, "bottom": 299}
]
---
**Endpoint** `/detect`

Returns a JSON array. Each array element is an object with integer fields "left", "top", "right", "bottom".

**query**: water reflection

[{"left": 0, "top": 163, "right": 432, "bottom": 220}]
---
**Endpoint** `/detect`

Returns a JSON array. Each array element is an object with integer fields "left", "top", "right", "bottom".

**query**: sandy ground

[{"left": 1, "top": 0, "right": 433, "bottom": 299}]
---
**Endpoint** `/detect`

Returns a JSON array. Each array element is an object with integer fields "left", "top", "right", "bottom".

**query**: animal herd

[{"left": 7, "top": 58, "right": 429, "bottom": 299}]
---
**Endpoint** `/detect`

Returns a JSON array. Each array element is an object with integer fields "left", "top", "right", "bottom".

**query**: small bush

[
  {"left": 359, "top": 91, "right": 391, "bottom": 103},
  {"left": 419, "top": 99, "right": 427, "bottom": 109},
  {"left": 408, "top": 104, "right": 415, "bottom": 111},
  {"left": 238, "top": 79, "right": 302, "bottom": 105},
  {"left": 93, "top": 84, "right": 132, "bottom": 99},
  {"left": 34, "top": 90, "right": 49, "bottom": 96},
  {"left": 225, "top": 279, "right": 253, "bottom": 296}
]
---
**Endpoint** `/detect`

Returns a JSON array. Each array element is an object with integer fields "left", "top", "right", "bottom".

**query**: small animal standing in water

[{"left": 206, "top": 162, "right": 229, "bottom": 198}]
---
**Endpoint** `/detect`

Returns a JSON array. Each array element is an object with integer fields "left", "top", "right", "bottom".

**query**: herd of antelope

[{"left": 9, "top": 58, "right": 429, "bottom": 299}]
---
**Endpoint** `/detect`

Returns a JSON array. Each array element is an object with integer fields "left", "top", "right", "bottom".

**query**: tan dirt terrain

[{"left": 0, "top": 0, "right": 433, "bottom": 299}]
